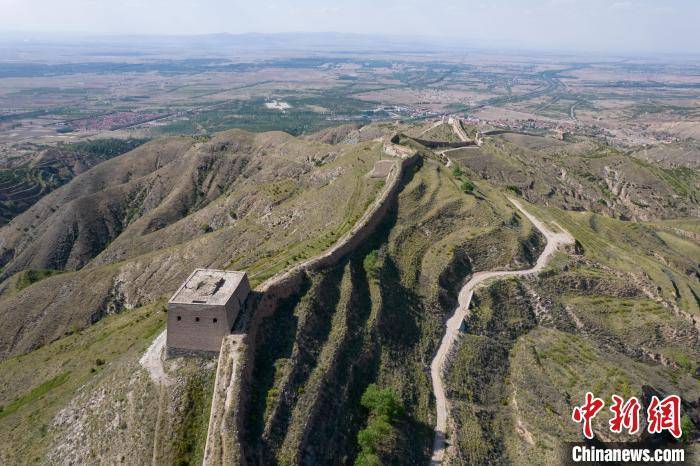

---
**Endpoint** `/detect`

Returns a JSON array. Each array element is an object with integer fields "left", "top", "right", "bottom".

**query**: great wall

[
  {"left": 138, "top": 120, "right": 570, "bottom": 465},
  {"left": 202, "top": 139, "right": 421, "bottom": 465}
]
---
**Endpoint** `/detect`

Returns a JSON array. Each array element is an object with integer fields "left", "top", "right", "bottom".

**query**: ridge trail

[
  {"left": 429, "top": 198, "right": 574, "bottom": 465},
  {"left": 140, "top": 329, "right": 169, "bottom": 385}
]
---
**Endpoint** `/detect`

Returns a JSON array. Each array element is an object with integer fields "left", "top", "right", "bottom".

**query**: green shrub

[
  {"left": 16, "top": 269, "right": 62, "bottom": 291},
  {"left": 363, "top": 250, "right": 381, "bottom": 279},
  {"left": 360, "top": 384, "right": 403, "bottom": 419},
  {"left": 355, "top": 452, "right": 381, "bottom": 466},
  {"left": 506, "top": 185, "right": 521, "bottom": 195},
  {"left": 452, "top": 166, "right": 463, "bottom": 177},
  {"left": 681, "top": 415, "right": 695, "bottom": 444},
  {"left": 357, "top": 416, "right": 392, "bottom": 451},
  {"left": 461, "top": 180, "right": 475, "bottom": 194},
  {"left": 354, "top": 384, "right": 404, "bottom": 465}
]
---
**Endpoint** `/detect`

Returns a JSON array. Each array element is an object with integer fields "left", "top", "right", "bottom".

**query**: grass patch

[
  {"left": 461, "top": 180, "right": 475, "bottom": 194},
  {"left": 363, "top": 250, "right": 381, "bottom": 280},
  {"left": 16, "top": 269, "right": 63, "bottom": 291},
  {"left": 0, "top": 372, "right": 70, "bottom": 419},
  {"left": 173, "top": 372, "right": 214, "bottom": 466}
]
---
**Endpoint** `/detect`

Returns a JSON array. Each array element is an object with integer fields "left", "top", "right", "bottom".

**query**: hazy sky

[{"left": 1, "top": 0, "right": 698, "bottom": 54}]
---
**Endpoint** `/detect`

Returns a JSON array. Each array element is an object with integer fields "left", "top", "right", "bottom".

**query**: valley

[
  {"left": 0, "top": 116, "right": 696, "bottom": 464},
  {"left": 0, "top": 34, "right": 697, "bottom": 466}
]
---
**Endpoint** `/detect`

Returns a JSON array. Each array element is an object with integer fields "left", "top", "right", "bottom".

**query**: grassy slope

[
  {"left": 508, "top": 327, "right": 699, "bottom": 465},
  {"left": 246, "top": 157, "right": 545, "bottom": 465},
  {"left": 228, "top": 140, "right": 389, "bottom": 286},
  {"left": 419, "top": 123, "right": 463, "bottom": 143},
  {"left": 0, "top": 302, "right": 165, "bottom": 464},
  {"left": 445, "top": 198, "right": 700, "bottom": 464},
  {"left": 525, "top": 204, "right": 700, "bottom": 317},
  {"left": 0, "top": 130, "right": 393, "bottom": 464},
  {"left": 449, "top": 133, "right": 699, "bottom": 220}
]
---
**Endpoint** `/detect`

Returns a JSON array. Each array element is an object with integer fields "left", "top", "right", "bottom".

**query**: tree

[
  {"left": 354, "top": 384, "right": 404, "bottom": 466},
  {"left": 361, "top": 384, "right": 404, "bottom": 419},
  {"left": 461, "top": 180, "right": 475, "bottom": 194}
]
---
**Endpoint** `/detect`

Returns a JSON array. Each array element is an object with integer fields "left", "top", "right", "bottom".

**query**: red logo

[
  {"left": 573, "top": 392, "right": 684, "bottom": 439},
  {"left": 647, "top": 395, "right": 682, "bottom": 439},
  {"left": 609, "top": 395, "right": 641, "bottom": 435},
  {"left": 572, "top": 392, "right": 605, "bottom": 439}
]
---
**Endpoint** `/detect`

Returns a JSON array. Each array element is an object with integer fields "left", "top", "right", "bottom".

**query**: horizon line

[{"left": 0, "top": 30, "right": 698, "bottom": 60}]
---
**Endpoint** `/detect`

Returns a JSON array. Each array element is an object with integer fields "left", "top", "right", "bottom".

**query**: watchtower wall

[{"left": 166, "top": 272, "right": 250, "bottom": 353}]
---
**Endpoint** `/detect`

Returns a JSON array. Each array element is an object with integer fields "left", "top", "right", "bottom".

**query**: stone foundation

[{"left": 166, "top": 346, "right": 219, "bottom": 359}]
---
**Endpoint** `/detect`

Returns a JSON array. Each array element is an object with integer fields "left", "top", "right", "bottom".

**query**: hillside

[
  {"left": 444, "top": 210, "right": 700, "bottom": 464},
  {"left": 243, "top": 157, "right": 544, "bottom": 465},
  {"left": 0, "top": 139, "right": 147, "bottom": 225},
  {"left": 0, "top": 121, "right": 697, "bottom": 465},
  {"left": 446, "top": 132, "right": 698, "bottom": 221}
]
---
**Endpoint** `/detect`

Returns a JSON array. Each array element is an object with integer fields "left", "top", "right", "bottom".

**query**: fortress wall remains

[
  {"left": 410, "top": 137, "right": 477, "bottom": 149},
  {"left": 204, "top": 150, "right": 421, "bottom": 464},
  {"left": 203, "top": 333, "right": 249, "bottom": 466},
  {"left": 166, "top": 303, "right": 234, "bottom": 353},
  {"left": 307, "top": 153, "right": 419, "bottom": 272}
]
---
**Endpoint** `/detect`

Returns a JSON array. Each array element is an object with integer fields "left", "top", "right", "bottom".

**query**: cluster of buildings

[
  {"left": 496, "top": 117, "right": 575, "bottom": 133},
  {"left": 61, "top": 111, "right": 167, "bottom": 131},
  {"left": 364, "top": 105, "right": 440, "bottom": 121}
]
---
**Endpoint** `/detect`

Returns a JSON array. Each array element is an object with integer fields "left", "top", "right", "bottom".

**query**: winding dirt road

[{"left": 429, "top": 198, "right": 574, "bottom": 465}]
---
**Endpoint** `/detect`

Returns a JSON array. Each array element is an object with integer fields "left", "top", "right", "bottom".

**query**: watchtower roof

[{"left": 169, "top": 269, "right": 247, "bottom": 306}]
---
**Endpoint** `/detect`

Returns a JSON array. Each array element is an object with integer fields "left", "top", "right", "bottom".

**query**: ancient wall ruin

[
  {"left": 202, "top": 148, "right": 421, "bottom": 465},
  {"left": 166, "top": 269, "right": 250, "bottom": 354},
  {"left": 409, "top": 137, "right": 477, "bottom": 149}
]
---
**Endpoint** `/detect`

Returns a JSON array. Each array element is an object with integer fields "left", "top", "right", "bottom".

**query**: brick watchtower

[{"left": 166, "top": 269, "right": 250, "bottom": 356}]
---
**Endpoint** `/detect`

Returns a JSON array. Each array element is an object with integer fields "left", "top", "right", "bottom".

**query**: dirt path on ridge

[
  {"left": 429, "top": 198, "right": 574, "bottom": 465},
  {"left": 139, "top": 330, "right": 169, "bottom": 385}
]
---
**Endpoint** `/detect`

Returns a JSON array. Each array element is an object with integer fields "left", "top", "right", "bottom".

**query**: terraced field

[{"left": 0, "top": 139, "right": 146, "bottom": 225}]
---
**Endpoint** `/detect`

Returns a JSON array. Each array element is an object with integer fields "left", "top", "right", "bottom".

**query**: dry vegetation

[{"left": 0, "top": 57, "right": 697, "bottom": 463}]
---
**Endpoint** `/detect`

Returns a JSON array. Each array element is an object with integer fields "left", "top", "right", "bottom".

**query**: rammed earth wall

[
  {"left": 409, "top": 137, "right": 477, "bottom": 149},
  {"left": 202, "top": 149, "right": 421, "bottom": 465}
]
